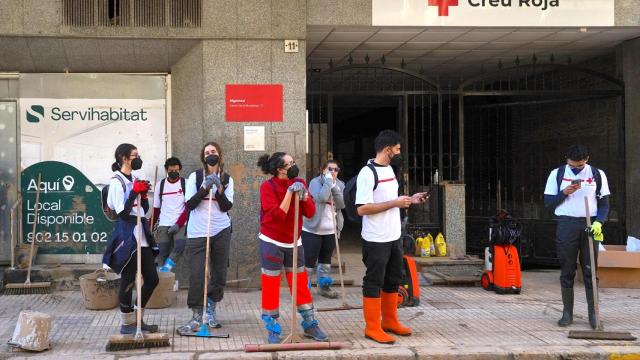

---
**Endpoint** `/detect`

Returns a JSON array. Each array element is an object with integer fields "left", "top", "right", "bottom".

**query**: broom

[
  {"left": 179, "top": 187, "right": 229, "bottom": 338},
  {"left": 245, "top": 191, "right": 348, "bottom": 352},
  {"left": 106, "top": 194, "right": 170, "bottom": 351},
  {"left": 8, "top": 198, "right": 21, "bottom": 270},
  {"left": 567, "top": 197, "right": 636, "bottom": 341},
  {"left": 318, "top": 192, "right": 361, "bottom": 312},
  {"left": 148, "top": 166, "right": 158, "bottom": 232},
  {"left": 4, "top": 174, "right": 52, "bottom": 295}
]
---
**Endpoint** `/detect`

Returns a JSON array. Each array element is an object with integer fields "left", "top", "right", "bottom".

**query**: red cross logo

[
  {"left": 586, "top": 178, "right": 594, "bottom": 185},
  {"left": 178, "top": 188, "right": 183, "bottom": 194},
  {"left": 428, "top": 0, "right": 459, "bottom": 16}
]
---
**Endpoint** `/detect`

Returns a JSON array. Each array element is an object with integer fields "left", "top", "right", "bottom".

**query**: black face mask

[
  {"left": 168, "top": 171, "right": 180, "bottom": 181},
  {"left": 286, "top": 164, "right": 299, "bottom": 179},
  {"left": 389, "top": 153, "right": 402, "bottom": 167},
  {"left": 205, "top": 154, "right": 219, "bottom": 167},
  {"left": 131, "top": 157, "right": 143, "bottom": 170}
]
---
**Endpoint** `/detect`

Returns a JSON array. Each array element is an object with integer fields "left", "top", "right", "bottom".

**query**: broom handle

[
  {"left": 584, "top": 197, "right": 602, "bottom": 330},
  {"left": 290, "top": 192, "right": 300, "bottom": 342},
  {"left": 202, "top": 188, "right": 213, "bottom": 323},
  {"left": 135, "top": 194, "right": 143, "bottom": 339},
  {"left": 329, "top": 192, "right": 347, "bottom": 305},
  {"left": 26, "top": 174, "right": 42, "bottom": 285},
  {"left": 148, "top": 166, "right": 158, "bottom": 230},
  {"left": 10, "top": 198, "right": 21, "bottom": 270}
]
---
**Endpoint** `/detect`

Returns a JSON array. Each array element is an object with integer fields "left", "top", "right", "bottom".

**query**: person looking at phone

[
  {"left": 355, "top": 129, "right": 428, "bottom": 344},
  {"left": 543, "top": 145, "right": 611, "bottom": 330}
]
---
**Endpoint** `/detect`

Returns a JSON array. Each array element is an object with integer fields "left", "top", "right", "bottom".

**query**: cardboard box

[{"left": 577, "top": 245, "right": 640, "bottom": 288}]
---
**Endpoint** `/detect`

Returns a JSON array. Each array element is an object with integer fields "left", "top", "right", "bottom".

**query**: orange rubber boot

[
  {"left": 381, "top": 291, "right": 412, "bottom": 336},
  {"left": 363, "top": 297, "right": 396, "bottom": 344}
]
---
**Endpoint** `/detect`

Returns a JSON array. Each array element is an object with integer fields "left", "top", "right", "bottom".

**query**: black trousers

[
  {"left": 361, "top": 239, "right": 403, "bottom": 298},
  {"left": 301, "top": 231, "right": 335, "bottom": 268},
  {"left": 555, "top": 216, "right": 599, "bottom": 289},
  {"left": 156, "top": 226, "right": 187, "bottom": 264},
  {"left": 186, "top": 227, "right": 232, "bottom": 307},
  {"left": 119, "top": 247, "right": 159, "bottom": 312}
]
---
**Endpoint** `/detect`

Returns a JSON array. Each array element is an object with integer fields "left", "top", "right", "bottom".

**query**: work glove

[
  {"left": 201, "top": 174, "right": 221, "bottom": 190},
  {"left": 288, "top": 182, "right": 305, "bottom": 197},
  {"left": 591, "top": 221, "right": 603, "bottom": 236},
  {"left": 167, "top": 224, "right": 180, "bottom": 235},
  {"left": 324, "top": 171, "right": 333, "bottom": 183},
  {"left": 132, "top": 180, "right": 150, "bottom": 195}
]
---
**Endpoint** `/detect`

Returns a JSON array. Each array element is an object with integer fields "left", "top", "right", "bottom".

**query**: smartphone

[
  {"left": 571, "top": 179, "right": 581, "bottom": 187},
  {"left": 422, "top": 190, "right": 431, "bottom": 199}
]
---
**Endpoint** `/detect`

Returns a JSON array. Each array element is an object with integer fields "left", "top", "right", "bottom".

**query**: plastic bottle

[
  {"left": 421, "top": 233, "right": 433, "bottom": 258},
  {"left": 415, "top": 236, "right": 423, "bottom": 257},
  {"left": 435, "top": 232, "right": 447, "bottom": 257}
]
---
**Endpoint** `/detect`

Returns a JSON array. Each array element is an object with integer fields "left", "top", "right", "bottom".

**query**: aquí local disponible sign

[
  {"left": 372, "top": 0, "right": 614, "bottom": 26},
  {"left": 21, "top": 161, "right": 114, "bottom": 255}
]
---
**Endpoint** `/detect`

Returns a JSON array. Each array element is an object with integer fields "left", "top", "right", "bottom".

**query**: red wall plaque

[{"left": 225, "top": 84, "right": 283, "bottom": 122}]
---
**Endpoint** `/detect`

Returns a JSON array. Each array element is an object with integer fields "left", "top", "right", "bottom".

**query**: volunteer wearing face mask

[
  {"left": 302, "top": 160, "right": 345, "bottom": 299},
  {"left": 544, "top": 145, "right": 610, "bottom": 329},
  {"left": 177, "top": 142, "right": 234, "bottom": 334},
  {"left": 355, "top": 130, "right": 428, "bottom": 344},
  {"left": 154, "top": 157, "right": 187, "bottom": 273},
  {"left": 256, "top": 152, "right": 328, "bottom": 344},
  {"left": 102, "top": 143, "right": 160, "bottom": 335}
]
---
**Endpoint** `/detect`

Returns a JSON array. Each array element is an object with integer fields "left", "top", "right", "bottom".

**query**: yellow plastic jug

[
  {"left": 414, "top": 236, "right": 424, "bottom": 256},
  {"left": 435, "top": 232, "right": 447, "bottom": 257},
  {"left": 421, "top": 234, "right": 433, "bottom": 258}
]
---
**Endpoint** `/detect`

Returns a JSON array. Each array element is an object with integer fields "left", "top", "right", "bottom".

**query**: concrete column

[
  {"left": 443, "top": 183, "right": 466, "bottom": 258},
  {"left": 621, "top": 37, "right": 640, "bottom": 237},
  {"left": 171, "top": 38, "right": 307, "bottom": 286}
]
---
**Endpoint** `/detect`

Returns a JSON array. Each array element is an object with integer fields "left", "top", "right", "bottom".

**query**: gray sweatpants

[{"left": 186, "top": 227, "right": 232, "bottom": 308}]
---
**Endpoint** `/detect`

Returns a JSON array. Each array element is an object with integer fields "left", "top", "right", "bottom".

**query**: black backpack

[
  {"left": 158, "top": 177, "right": 186, "bottom": 207},
  {"left": 343, "top": 163, "right": 379, "bottom": 224},
  {"left": 101, "top": 175, "right": 126, "bottom": 221},
  {"left": 555, "top": 164, "right": 603, "bottom": 198}
]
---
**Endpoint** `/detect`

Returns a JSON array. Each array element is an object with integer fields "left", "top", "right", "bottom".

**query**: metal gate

[
  {"left": 307, "top": 64, "right": 459, "bottom": 232},
  {"left": 307, "top": 57, "right": 624, "bottom": 264},
  {"left": 459, "top": 61, "right": 625, "bottom": 264}
]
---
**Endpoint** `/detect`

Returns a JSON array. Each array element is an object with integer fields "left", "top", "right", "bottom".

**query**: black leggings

[
  {"left": 119, "top": 247, "right": 159, "bottom": 312},
  {"left": 301, "top": 231, "right": 335, "bottom": 268}
]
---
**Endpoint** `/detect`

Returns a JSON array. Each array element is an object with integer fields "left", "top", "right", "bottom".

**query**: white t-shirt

[
  {"left": 107, "top": 171, "right": 149, "bottom": 247},
  {"left": 153, "top": 178, "right": 185, "bottom": 226},
  {"left": 544, "top": 165, "right": 610, "bottom": 218},
  {"left": 355, "top": 162, "right": 401, "bottom": 243},
  {"left": 185, "top": 171, "right": 234, "bottom": 238}
]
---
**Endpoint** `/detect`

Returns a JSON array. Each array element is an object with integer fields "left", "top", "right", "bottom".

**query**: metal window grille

[{"left": 61, "top": 0, "right": 201, "bottom": 28}]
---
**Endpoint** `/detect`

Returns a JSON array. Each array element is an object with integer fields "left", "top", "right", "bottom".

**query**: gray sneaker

[
  {"left": 177, "top": 308, "right": 202, "bottom": 334},
  {"left": 205, "top": 298, "right": 221, "bottom": 328}
]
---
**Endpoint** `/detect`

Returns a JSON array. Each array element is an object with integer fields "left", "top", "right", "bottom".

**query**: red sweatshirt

[{"left": 259, "top": 176, "right": 315, "bottom": 245}]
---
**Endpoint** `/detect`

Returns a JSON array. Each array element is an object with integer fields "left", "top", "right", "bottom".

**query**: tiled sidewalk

[{"left": 1, "top": 270, "right": 639, "bottom": 359}]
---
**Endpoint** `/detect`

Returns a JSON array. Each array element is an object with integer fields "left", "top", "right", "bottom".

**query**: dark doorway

[
  {"left": 333, "top": 96, "right": 400, "bottom": 180},
  {"left": 331, "top": 95, "right": 401, "bottom": 246}
]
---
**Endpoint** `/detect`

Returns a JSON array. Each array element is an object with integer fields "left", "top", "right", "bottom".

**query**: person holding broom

[
  {"left": 102, "top": 143, "right": 160, "bottom": 335},
  {"left": 302, "top": 159, "right": 345, "bottom": 298},
  {"left": 177, "top": 141, "right": 234, "bottom": 334},
  {"left": 257, "top": 152, "right": 329, "bottom": 344}
]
